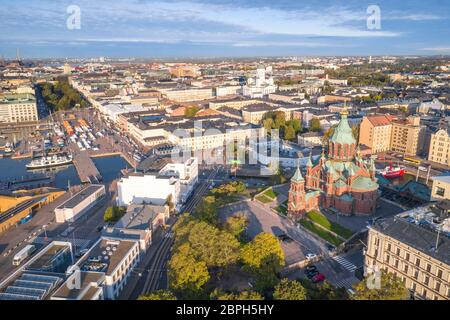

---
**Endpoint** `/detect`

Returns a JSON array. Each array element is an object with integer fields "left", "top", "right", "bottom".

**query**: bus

[
  {"left": 404, "top": 157, "right": 421, "bottom": 165},
  {"left": 12, "top": 245, "right": 36, "bottom": 266}
]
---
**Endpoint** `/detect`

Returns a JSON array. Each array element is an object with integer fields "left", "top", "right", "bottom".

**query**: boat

[
  {"left": 378, "top": 160, "right": 405, "bottom": 179},
  {"left": 26, "top": 153, "right": 73, "bottom": 170},
  {"left": 4, "top": 142, "right": 14, "bottom": 156}
]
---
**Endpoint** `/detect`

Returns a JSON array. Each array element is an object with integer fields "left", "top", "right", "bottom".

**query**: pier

[{"left": 72, "top": 151, "right": 102, "bottom": 184}]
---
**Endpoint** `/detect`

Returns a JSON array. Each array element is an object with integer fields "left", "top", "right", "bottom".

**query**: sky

[{"left": 0, "top": 0, "right": 449, "bottom": 58}]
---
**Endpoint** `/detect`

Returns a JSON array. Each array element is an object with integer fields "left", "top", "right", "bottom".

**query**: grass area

[
  {"left": 306, "top": 210, "right": 354, "bottom": 239},
  {"left": 299, "top": 219, "right": 343, "bottom": 246},
  {"left": 263, "top": 188, "right": 278, "bottom": 200},
  {"left": 275, "top": 205, "right": 287, "bottom": 216},
  {"left": 255, "top": 194, "right": 274, "bottom": 204}
]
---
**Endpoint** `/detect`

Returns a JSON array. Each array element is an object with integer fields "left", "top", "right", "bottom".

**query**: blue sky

[{"left": 1, "top": 0, "right": 449, "bottom": 58}]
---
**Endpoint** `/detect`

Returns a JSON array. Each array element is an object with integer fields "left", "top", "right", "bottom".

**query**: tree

[
  {"left": 273, "top": 278, "right": 307, "bottom": 300},
  {"left": 185, "top": 106, "right": 200, "bottom": 117},
  {"left": 297, "top": 279, "right": 349, "bottom": 300},
  {"left": 194, "top": 196, "right": 219, "bottom": 224},
  {"left": 310, "top": 118, "right": 322, "bottom": 132},
  {"left": 284, "top": 125, "right": 296, "bottom": 141},
  {"left": 103, "top": 206, "right": 125, "bottom": 223},
  {"left": 138, "top": 290, "right": 177, "bottom": 300},
  {"left": 224, "top": 212, "right": 248, "bottom": 241},
  {"left": 187, "top": 221, "right": 241, "bottom": 268},
  {"left": 240, "top": 233, "right": 285, "bottom": 291},
  {"left": 351, "top": 271, "right": 410, "bottom": 300},
  {"left": 168, "top": 243, "right": 210, "bottom": 297},
  {"left": 215, "top": 291, "right": 264, "bottom": 300}
]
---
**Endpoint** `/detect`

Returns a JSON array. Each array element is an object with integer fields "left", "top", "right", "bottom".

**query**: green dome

[{"left": 330, "top": 113, "right": 356, "bottom": 145}]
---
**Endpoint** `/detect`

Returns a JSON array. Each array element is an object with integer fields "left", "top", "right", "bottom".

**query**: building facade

[
  {"left": 359, "top": 115, "right": 394, "bottom": 153},
  {"left": 365, "top": 204, "right": 449, "bottom": 300},
  {"left": 428, "top": 129, "right": 450, "bottom": 166},
  {"left": 0, "top": 93, "right": 38, "bottom": 123}
]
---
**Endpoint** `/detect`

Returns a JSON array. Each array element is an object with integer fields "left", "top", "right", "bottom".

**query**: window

[
  {"left": 394, "top": 259, "right": 399, "bottom": 268},
  {"left": 424, "top": 276, "right": 430, "bottom": 286},
  {"left": 405, "top": 252, "right": 410, "bottom": 261},
  {"left": 435, "top": 187, "right": 445, "bottom": 197},
  {"left": 437, "top": 269, "right": 443, "bottom": 278},
  {"left": 426, "top": 264, "right": 431, "bottom": 273},
  {"left": 387, "top": 243, "right": 392, "bottom": 252},
  {"left": 396, "top": 248, "right": 401, "bottom": 256},
  {"left": 404, "top": 265, "right": 409, "bottom": 274},
  {"left": 413, "top": 270, "right": 419, "bottom": 280},
  {"left": 415, "top": 258, "right": 420, "bottom": 267},
  {"left": 422, "top": 289, "right": 428, "bottom": 298},
  {"left": 435, "top": 282, "right": 441, "bottom": 292}
]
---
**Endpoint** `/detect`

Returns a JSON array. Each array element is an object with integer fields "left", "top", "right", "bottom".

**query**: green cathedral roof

[
  {"left": 330, "top": 113, "right": 356, "bottom": 145},
  {"left": 291, "top": 166, "right": 304, "bottom": 182}
]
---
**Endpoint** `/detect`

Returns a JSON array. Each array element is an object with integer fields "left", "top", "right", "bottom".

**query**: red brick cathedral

[{"left": 288, "top": 112, "right": 379, "bottom": 218}]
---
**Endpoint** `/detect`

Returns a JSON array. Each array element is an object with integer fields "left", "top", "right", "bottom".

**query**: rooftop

[
  {"left": 79, "top": 238, "right": 137, "bottom": 276},
  {"left": 56, "top": 185, "right": 104, "bottom": 210},
  {"left": 372, "top": 202, "right": 450, "bottom": 265}
]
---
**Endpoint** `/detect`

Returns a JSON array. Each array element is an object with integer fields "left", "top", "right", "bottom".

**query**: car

[
  {"left": 306, "top": 270, "right": 319, "bottom": 279},
  {"left": 277, "top": 234, "right": 293, "bottom": 242},
  {"left": 305, "top": 265, "right": 317, "bottom": 272},
  {"left": 306, "top": 253, "right": 317, "bottom": 260},
  {"left": 326, "top": 244, "right": 336, "bottom": 252},
  {"left": 312, "top": 273, "right": 326, "bottom": 283}
]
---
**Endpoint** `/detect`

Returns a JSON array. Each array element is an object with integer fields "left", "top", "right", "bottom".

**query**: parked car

[
  {"left": 306, "top": 253, "right": 317, "bottom": 260},
  {"left": 312, "top": 273, "right": 326, "bottom": 283},
  {"left": 305, "top": 265, "right": 317, "bottom": 273},
  {"left": 277, "top": 234, "right": 293, "bottom": 243},
  {"left": 306, "top": 270, "right": 319, "bottom": 279},
  {"left": 326, "top": 244, "right": 336, "bottom": 252}
]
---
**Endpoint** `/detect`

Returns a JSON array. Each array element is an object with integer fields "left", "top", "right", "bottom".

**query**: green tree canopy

[
  {"left": 138, "top": 290, "right": 177, "bottom": 300},
  {"left": 351, "top": 271, "right": 410, "bottom": 300},
  {"left": 215, "top": 290, "right": 264, "bottom": 300},
  {"left": 284, "top": 125, "right": 296, "bottom": 141},
  {"left": 273, "top": 278, "right": 307, "bottom": 300},
  {"left": 168, "top": 243, "right": 210, "bottom": 296},
  {"left": 310, "top": 118, "right": 322, "bottom": 132},
  {"left": 241, "top": 232, "right": 285, "bottom": 291},
  {"left": 224, "top": 212, "right": 248, "bottom": 241},
  {"left": 187, "top": 221, "right": 241, "bottom": 268},
  {"left": 194, "top": 195, "right": 219, "bottom": 225}
]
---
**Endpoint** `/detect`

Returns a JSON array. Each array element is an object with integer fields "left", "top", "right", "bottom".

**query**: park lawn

[
  {"left": 299, "top": 219, "right": 343, "bottom": 247},
  {"left": 263, "top": 188, "right": 278, "bottom": 200},
  {"left": 306, "top": 210, "right": 354, "bottom": 239},
  {"left": 256, "top": 194, "right": 273, "bottom": 204}
]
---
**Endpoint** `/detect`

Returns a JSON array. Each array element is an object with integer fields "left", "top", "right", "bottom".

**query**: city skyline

[{"left": 1, "top": 0, "right": 449, "bottom": 58}]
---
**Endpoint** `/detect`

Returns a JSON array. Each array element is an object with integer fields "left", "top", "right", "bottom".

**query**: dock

[{"left": 72, "top": 151, "right": 102, "bottom": 184}]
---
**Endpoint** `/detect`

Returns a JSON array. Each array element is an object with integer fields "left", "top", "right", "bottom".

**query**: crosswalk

[
  {"left": 332, "top": 255, "right": 357, "bottom": 273},
  {"left": 334, "top": 277, "right": 359, "bottom": 290}
]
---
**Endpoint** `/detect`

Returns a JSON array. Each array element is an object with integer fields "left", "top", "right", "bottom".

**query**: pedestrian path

[{"left": 332, "top": 255, "right": 357, "bottom": 273}]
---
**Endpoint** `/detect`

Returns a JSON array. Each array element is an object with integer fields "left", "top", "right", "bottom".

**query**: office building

[
  {"left": 0, "top": 93, "right": 38, "bottom": 123},
  {"left": 359, "top": 115, "right": 394, "bottom": 153},
  {"left": 55, "top": 185, "right": 106, "bottom": 223}
]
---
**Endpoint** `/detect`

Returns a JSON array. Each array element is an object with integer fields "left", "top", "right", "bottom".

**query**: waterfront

[{"left": 0, "top": 155, "right": 129, "bottom": 189}]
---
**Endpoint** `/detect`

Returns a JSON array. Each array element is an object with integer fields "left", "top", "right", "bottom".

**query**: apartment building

[
  {"left": 431, "top": 173, "right": 450, "bottom": 201},
  {"left": 209, "top": 97, "right": 260, "bottom": 110},
  {"left": 359, "top": 115, "right": 394, "bottom": 153},
  {"left": 365, "top": 202, "right": 450, "bottom": 300},
  {"left": 391, "top": 116, "right": 426, "bottom": 156},
  {"left": 0, "top": 93, "right": 38, "bottom": 123},
  {"left": 242, "top": 103, "right": 278, "bottom": 125},
  {"left": 161, "top": 87, "right": 213, "bottom": 102},
  {"left": 428, "top": 128, "right": 450, "bottom": 166}
]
